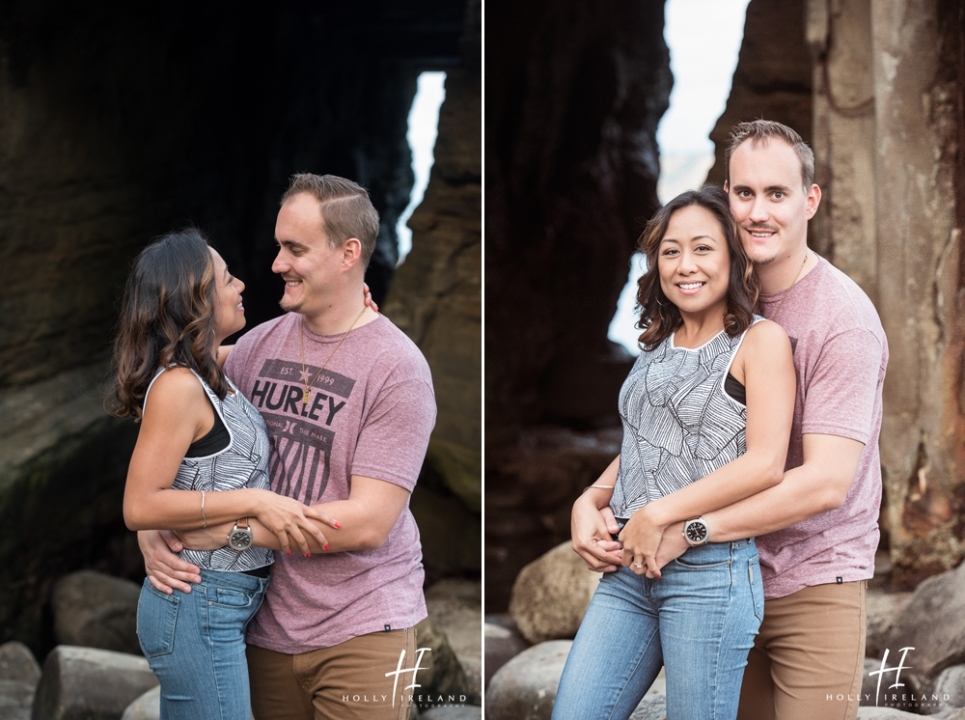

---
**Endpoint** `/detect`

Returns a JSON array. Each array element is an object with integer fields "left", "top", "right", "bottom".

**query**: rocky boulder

[
  {"left": 31, "top": 646, "right": 158, "bottom": 720},
  {"left": 484, "top": 617, "right": 528, "bottom": 688},
  {"left": 509, "top": 541, "right": 601, "bottom": 644},
  {"left": 485, "top": 640, "right": 572, "bottom": 720},
  {"left": 52, "top": 571, "right": 142, "bottom": 656}
]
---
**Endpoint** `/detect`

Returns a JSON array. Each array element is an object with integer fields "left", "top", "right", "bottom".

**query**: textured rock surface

[
  {"left": 52, "top": 571, "right": 141, "bottom": 656},
  {"left": 31, "top": 646, "right": 158, "bottom": 720},
  {"left": 486, "top": 426, "right": 619, "bottom": 610},
  {"left": 424, "top": 578, "right": 481, "bottom": 703},
  {"left": 705, "top": 0, "right": 812, "bottom": 187},
  {"left": 0, "top": 679, "right": 34, "bottom": 720},
  {"left": 865, "top": 588, "right": 914, "bottom": 659},
  {"left": 933, "top": 665, "right": 965, "bottom": 712},
  {"left": 886, "top": 561, "right": 965, "bottom": 692},
  {"left": 509, "top": 541, "right": 601, "bottom": 644},
  {"left": 0, "top": 641, "right": 41, "bottom": 684},
  {"left": 484, "top": 620, "right": 529, "bottom": 689},
  {"left": 120, "top": 685, "right": 159, "bottom": 720},
  {"left": 0, "top": 1, "right": 476, "bottom": 654},
  {"left": 485, "top": 640, "right": 571, "bottom": 720}
]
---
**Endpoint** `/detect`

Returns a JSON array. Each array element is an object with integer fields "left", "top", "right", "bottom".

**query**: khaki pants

[
  {"left": 737, "top": 581, "right": 866, "bottom": 720},
  {"left": 248, "top": 629, "right": 417, "bottom": 720}
]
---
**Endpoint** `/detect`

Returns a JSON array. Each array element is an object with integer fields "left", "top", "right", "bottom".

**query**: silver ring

[{"left": 633, "top": 562, "right": 643, "bottom": 569}]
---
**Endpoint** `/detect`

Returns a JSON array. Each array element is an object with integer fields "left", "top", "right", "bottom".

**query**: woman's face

[
  {"left": 210, "top": 248, "right": 246, "bottom": 341},
  {"left": 657, "top": 205, "right": 731, "bottom": 319}
]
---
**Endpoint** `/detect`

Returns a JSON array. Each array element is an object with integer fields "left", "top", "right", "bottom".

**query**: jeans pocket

[
  {"left": 672, "top": 555, "right": 732, "bottom": 570},
  {"left": 137, "top": 582, "right": 179, "bottom": 658},
  {"left": 213, "top": 586, "right": 254, "bottom": 608}
]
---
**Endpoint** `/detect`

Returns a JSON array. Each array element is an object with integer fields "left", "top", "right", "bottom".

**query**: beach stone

[
  {"left": 0, "top": 641, "right": 41, "bottom": 684},
  {"left": 425, "top": 578, "right": 481, "bottom": 702},
  {"left": 509, "top": 541, "right": 601, "bottom": 644},
  {"left": 31, "top": 645, "right": 158, "bottom": 720},
  {"left": 0, "top": 679, "right": 35, "bottom": 720},
  {"left": 484, "top": 621, "right": 528, "bottom": 688},
  {"left": 486, "top": 640, "right": 571, "bottom": 720},
  {"left": 931, "top": 665, "right": 965, "bottom": 712},
  {"left": 865, "top": 588, "right": 914, "bottom": 659},
  {"left": 628, "top": 696, "right": 667, "bottom": 720},
  {"left": 414, "top": 617, "right": 473, "bottom": 705},
  {"left": 52, "top": 571, "right": 142, "bottom": 656},
  {"left": 119, "top": 685, "right": 159, "bottom": 720},
  {"left": 886, "top": 561, "right": 965, "bottom": 691}
]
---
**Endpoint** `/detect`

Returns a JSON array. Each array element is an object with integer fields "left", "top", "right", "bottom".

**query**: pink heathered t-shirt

[
  {"left": 757, "top": 255, "right": 888, "bottom": 600},
  {"left": 224, "top": 312, "right": 436, "bottom": 652}
]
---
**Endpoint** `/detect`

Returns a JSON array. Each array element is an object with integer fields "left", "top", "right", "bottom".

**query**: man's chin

[{"left": 279, "top": 298, "right": 302, "bottom": 314}]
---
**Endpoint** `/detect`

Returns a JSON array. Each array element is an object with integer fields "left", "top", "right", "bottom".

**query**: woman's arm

[
  {"left": 122, "top": 368, "right": 336, "bottom": 555},
  {"left": 569, "top": 456, "right": 624, "bottom": 572},
  {"left": 620, "top": 320, "right": 796, "bottom": 575}
]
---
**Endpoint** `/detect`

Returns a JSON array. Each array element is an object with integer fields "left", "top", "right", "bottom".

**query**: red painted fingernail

[
  {"left": 334, "top": 522, "right": 341, "bottom": 529},
  {"left": 324, "top": 544, "right": 330, "bottom": 551},
  {"left": 286, "top": 551, "right": 292, "bottom": 557},
  {"left": 305, "top": 553, "right": 311, "bottom": 558}
]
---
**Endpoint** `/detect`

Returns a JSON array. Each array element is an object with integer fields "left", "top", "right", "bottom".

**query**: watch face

[
  {"left": 685, "top": 520, "right": 708, "bottom": 544},
  {"left": 228, "top": 528, "right": 253, "bottom": 551}
]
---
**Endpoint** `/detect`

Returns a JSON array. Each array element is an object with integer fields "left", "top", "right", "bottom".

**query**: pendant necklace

[
  {"left": 298, "top": 306, "right": 367, "bottom": 405},
  {"left": 771, "top": 249, "right": 810, "bottom": 321}
]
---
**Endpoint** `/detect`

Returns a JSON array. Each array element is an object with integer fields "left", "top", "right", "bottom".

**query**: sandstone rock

[
  {"left": 52, "top": 571, "right": 142, "bottom": 656},
  {"left": 509, "top": 541, "right": 601, "bottom": 644},
  {"left": 424, "top": 579, "right": 481, "bottom": 701},
  {"left": 0, "top": 641, "right": 41, "bottom": 684},
  {"left": 886, "top": 561, "right": 965, "bottom": 691},
  {"left": 932, "top": 666, "right": 965, "bottom": 712},
  {"left": 866, "top": 588, "right": 914, "bottom": 659},
  {"left": 484, "top": 621, "right": 528, "bottom": 688},
  {"left": 628, "top": 696, "right": 667, "bottom": 720},
  {"left": 0, "top": 679, "right": 34, "bottom": 720},
  {"left": 31, "top": 646, "right": 158, "bottom": 720},
  {"left": 485, "top": 640, "right": 572, "bottom": 720},
  {"left": 414, "top": 617, "right": 474, "bottom": 706},
  {"left": 857, "top": 708, "right": 941, "bottom": 719},
  {"left": 120, "top": 685, "right": 159, "bottom": 720}
]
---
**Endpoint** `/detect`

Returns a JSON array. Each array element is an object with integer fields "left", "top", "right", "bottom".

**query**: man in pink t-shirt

[
  {"left": 572, "top": 121, "right": 887, "bottom": 720},
  {"left": 141, "top": 174, "right": 436, "bottom": 720}
]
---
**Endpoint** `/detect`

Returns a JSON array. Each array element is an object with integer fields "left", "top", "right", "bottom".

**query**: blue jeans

[
  {"left": 137, "top": 569, "right": 270, "bottom": 720},
  {"left": 552, "top": 539, "right": 764, "bottom": 720}
]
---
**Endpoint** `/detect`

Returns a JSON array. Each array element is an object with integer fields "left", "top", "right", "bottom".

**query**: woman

[
  {"left": 107, "top": 228, "right": 337, "bottom": 719},
  {"left": 552, "top": 186, "right": 796, "bottom": 720}
]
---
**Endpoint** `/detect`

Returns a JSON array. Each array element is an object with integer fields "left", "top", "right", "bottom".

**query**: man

[
  {"left": 142, "top": 173, "right": 436, "bottom": 720},
  {"left": 572, "top": 120, "right": 887, "bottom": 720}
]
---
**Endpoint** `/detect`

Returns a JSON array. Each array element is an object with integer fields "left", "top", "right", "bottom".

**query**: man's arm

[
  {"left": 570, "top": 456, "right": 624, "bottom": 572},
  {"left": 178, "top": 475, "right": 410, "bottom": 554}
]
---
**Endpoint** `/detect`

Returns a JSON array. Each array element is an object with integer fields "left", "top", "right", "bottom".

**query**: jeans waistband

[{"left": 200, "top": 567, "right": 271, "bottom": 590}]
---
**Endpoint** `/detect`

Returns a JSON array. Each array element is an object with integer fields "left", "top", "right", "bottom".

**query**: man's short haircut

[
  {"left": 725, "top": 120, "right": 815, "bottom": 190},
  {"left": 281, "top": 174, "right": 380, "bottom": 267}
]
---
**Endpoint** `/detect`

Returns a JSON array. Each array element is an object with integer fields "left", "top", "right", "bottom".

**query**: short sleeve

[
  {"left": 351, "top": 377, "right": 436, "bottom": 491},
  {"left": 800, "top": 328, "right": 884, "bottom": 443}
]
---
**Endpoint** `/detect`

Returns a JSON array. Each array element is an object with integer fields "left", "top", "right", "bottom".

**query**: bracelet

[
  {"left": 200, "top": 490, "right": 208, "bottom": 528},
  {"left": 582, "top": 484, "right": 615, "bottom": 494}
]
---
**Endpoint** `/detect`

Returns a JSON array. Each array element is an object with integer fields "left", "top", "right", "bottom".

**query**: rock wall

[
  {"left": 484, "top": 0, "right": 671, "bottom": 608},
  {"left": 0, "top": 0, "right": 473, "bottom": 654}
]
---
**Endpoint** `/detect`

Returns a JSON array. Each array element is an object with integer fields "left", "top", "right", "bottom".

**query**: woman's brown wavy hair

[
  {"left": 106, "top": 228, "right": 230, "bottom": 421},
  {"left": 635, "top": 185, "right": 759, "bottom": 350}
]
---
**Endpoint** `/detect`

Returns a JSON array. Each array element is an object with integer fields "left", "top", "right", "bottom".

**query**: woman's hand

[
  {"left": 362, "top": 283, "right": 379, "bottom": 313},
  {"left": 571, "top": 493, "right": 623, "bottom": 572},
  {"left": 249, "top": 489, "right": 339, "bottom": 556},
  {"left": 619, "top": 504, "right": 668, "bottom": 578}
]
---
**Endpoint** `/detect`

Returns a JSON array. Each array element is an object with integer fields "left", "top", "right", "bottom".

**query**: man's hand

[
  {"left": 138, "top": 530, "right": 201, "bottom": 595},
  {"left": 571, "top": 494, "right": 623, "bottom": 572}
]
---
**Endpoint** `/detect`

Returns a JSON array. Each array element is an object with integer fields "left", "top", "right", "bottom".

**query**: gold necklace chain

[
  {"left": 771, "top": 249, "right": 809, "bottom": 321},
  {"left": 298, "top": 307, "right": 367, "bottom": 405}
]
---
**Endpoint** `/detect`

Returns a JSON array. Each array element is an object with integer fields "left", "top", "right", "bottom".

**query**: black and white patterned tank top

[
  {"left": 144, "top": 367, "right": 273, "bottom": 572},
  {"left": 610, "top": 320, "right": 760, "bottom": 519}
]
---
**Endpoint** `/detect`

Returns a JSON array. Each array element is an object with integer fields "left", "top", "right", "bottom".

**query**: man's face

[
  {"left": 726, "top": 139, "right": 820, "bottom": 267},
  {"left": 272, "top": 193, "right": 341, "bottom": 317}
]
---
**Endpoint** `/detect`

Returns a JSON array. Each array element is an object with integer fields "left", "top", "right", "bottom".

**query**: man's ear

[
  {"left": 805, "top": 184, "right": 822, "bottom": 219},
  {"left": 341, "top": 238, "right": 363, "bottom": 271}
]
